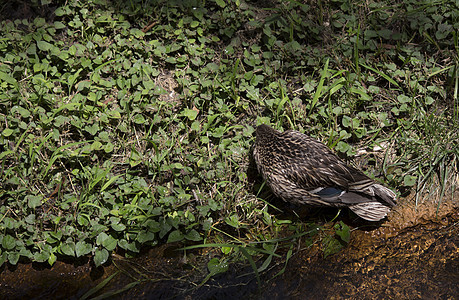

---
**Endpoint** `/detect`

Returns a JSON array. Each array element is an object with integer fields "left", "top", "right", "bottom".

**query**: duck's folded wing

[{"left": 284, "top": 155, "right": 369, "bottom": 191}]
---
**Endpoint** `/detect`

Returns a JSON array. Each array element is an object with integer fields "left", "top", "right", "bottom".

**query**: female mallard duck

[{"left": 253, "top": 124, "right": 396, "bottom": 221}]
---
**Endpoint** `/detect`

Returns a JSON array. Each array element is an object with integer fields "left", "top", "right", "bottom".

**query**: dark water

[{"left": 1, "top": 204, "right": 457, "bottom": 300}]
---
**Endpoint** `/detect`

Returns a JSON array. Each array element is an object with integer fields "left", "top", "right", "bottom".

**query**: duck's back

[{"left": 256, "top": 127, "right": 369, "bottom": 190}]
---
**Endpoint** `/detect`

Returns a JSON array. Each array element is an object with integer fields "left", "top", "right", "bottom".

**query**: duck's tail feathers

[
  {"left": 349, "top": 202, "right": 391, "bottom": 221},
  {"left": 347, "top": 182, "right": 396, "bottom": 221},
  {"left": 350, "top": 182, "right": 397, "bottom": 207},
  {"left": 369, "top": 184, "right": 397, "bottom": 206}
]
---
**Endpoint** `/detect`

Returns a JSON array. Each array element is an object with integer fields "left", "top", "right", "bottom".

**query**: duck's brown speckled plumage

[{"left": 253, "top": 124, "right": 396, "bottom": 221}]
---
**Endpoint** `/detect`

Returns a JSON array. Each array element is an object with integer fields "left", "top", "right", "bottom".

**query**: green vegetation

[{"left": 0, "top": 0, "right": 457, "bottom": 275}]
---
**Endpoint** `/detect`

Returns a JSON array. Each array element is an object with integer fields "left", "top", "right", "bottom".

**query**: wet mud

[{"left": 260, "top": 200, "right": 458, "bottom": 300}]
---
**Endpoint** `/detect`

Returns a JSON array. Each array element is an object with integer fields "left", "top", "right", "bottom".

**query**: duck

[{"left": 253, "top": 124, "right": 397, "bottom": 221}]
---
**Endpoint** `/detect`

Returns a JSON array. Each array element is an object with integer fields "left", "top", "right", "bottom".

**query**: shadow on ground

[{"left": 1, "top": 194, "right": 457, "bottom": 299}]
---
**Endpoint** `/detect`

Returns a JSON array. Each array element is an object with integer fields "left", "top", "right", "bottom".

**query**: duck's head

[{"left": 255, "top": 124, "right": 279, "bottom": 144}]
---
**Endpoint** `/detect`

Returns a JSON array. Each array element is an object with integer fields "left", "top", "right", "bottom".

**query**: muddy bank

[{"left": 259, "top": 203, "right": 458, "bottom": 299}]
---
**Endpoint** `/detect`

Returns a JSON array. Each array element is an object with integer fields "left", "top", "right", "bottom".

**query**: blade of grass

[
  {"left": 360, "top": 63, "right": 401, "bottom": 89},
  {"left": 309, "top": 58, "right": 329, "bottom": 116},
  {"left": 80, "top": 271, "right": 120, "bottom": 300},
  {"left": 89, "top": 281, "right": 141, "bottom": 300},
  {"left": 239, "top": 246, "right": 261, "bottom": 287},
  {"left": 42, "top": 140, "right": 91, "bottom": 178}
]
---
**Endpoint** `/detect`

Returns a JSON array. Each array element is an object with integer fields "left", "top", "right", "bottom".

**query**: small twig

[
  {"left": 142, "top": 21, "right": 158, "bottom": 33},
  {"left": 192, "top": 189, "right": 202, "bottom": 205}
]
